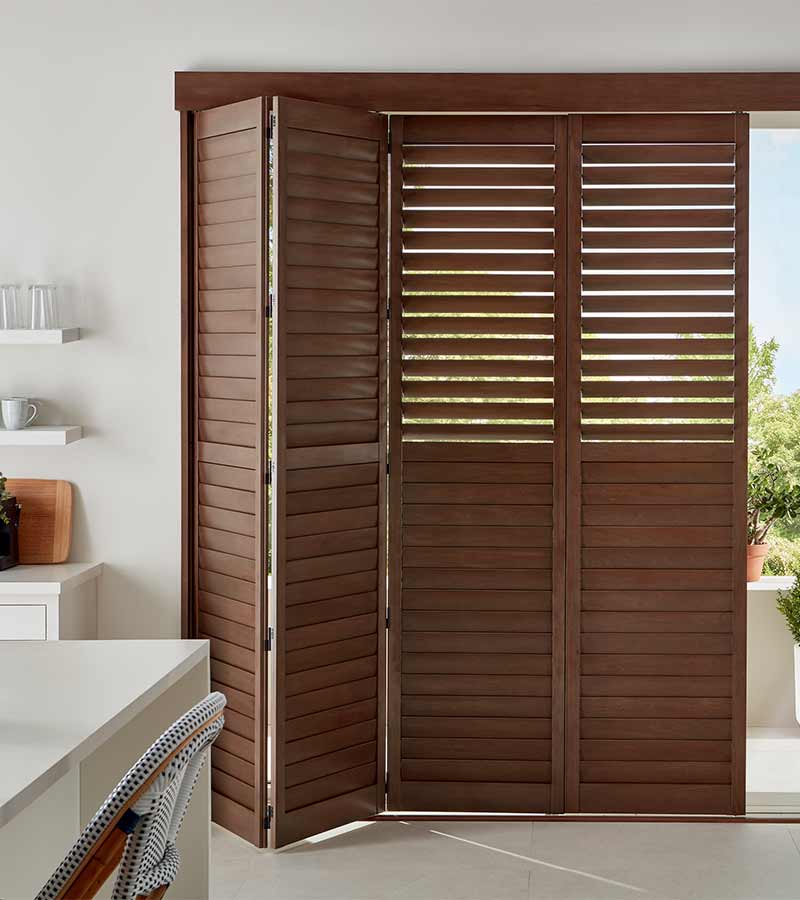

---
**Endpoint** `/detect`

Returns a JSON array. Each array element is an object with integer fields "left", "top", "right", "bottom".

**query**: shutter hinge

[
  {"left": 386, "top": 453, "right": 390, "bottom": 476},
  {"left": 385, "top": 608, "right": 390, "bottom": 630},
  {"left": 265, "top": 626, "right": 274, "bottom": 652},
  {"left": 386, "top": 302, "right": 391, "bottom": 321},
  {"left": 265, "top": 460, "right": 272, "bottom": 486},
  {"left": 264, "top": 804, "right": 273, "bottom": 831},
  {"left": 266, "top": 292, "right": 273, "bottom": 318}
]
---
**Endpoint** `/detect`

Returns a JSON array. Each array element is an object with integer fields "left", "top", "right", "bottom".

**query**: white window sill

[{"left": 749, "top": 576, "right": 796, "bottom": 592}]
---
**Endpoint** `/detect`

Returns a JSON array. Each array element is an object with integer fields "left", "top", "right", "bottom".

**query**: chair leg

[{"left": 61, "top": 828, "right": 128, "bottom": 899}]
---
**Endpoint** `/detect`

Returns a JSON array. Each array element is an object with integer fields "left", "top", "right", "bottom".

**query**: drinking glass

[
  {"left": 0, "top": 285, "right": 21, "bottom": 329},
  {"left": 29, "top": 284, "right": 59, "bottom": 329}
]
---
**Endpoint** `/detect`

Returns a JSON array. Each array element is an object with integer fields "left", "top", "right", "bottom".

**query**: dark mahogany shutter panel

[
  {"left": 388, "top": 116, "right": 568, "bottom": 813},
  {"left": 565, "top": 114, "right": 748, "bottom": 814},
  {"left": 271, "top": 97, "right": 388, "bottom": 848},
  {"left": 194, "top": 98, "right": 269, "bottom": 845}
]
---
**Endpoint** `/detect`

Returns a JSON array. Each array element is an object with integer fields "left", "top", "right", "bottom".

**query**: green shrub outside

[{"left": 764, "top": 534, "right": 800, "bottom": 576}]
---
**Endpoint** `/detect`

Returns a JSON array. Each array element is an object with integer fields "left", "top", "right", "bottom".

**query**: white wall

[{"left": 1, "top": 0, "right": 799, "bottom": 639}]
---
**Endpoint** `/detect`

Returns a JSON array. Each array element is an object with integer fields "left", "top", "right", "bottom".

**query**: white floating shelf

[
  {"left": 0, "top": 426, "right": 83, "bottom": 446},
  {"left": 0, "top": 328, "right": 81, "bottom": 344}
]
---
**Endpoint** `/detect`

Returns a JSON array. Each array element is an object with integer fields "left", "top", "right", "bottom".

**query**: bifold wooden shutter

[
  {"left": 564, "top": 114, "right": 748, "bottom": 814},
  {"left": 192, "top": 97, "right": 269, "bottom": 845},
  {"left": 187, "top": 103, "right": 748, "bottom": 841},
  {"left": 387, "top": 116, "right": 567, "bottom": 813},
  {"left": 271, "top": 97, "right": 389, "bottom": 847}
]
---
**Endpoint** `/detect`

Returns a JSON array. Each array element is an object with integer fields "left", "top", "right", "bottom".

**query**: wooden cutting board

[{"left": 5, "top": 479, "right": 73, "bottom": 564}]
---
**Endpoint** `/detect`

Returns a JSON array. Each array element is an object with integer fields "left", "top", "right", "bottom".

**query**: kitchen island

[{"left": 0, "top": 639, "right": 210, "bottom": 898}]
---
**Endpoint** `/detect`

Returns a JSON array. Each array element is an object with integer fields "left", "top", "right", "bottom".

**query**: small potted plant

[
  {"left": 748, "top": 453, "right": 800, "bottom": 581},
  {"left": 777, "top": 574, "right": 800, "bottom": 726},
  {"left": 0, "top": 472, "right": 20, "bottom": 571}
]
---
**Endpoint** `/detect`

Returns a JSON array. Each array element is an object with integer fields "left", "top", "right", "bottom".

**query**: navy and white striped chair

[{"left": 36, "top": 692, "right": 226, "bottom": 900}]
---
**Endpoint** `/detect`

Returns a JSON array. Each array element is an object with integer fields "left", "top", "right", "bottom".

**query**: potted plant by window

[
  {"left": 777, "top": 576, "right": 800, "bottom": 726},
  {"left": 0, "top": 472, "right": 20, "bottom": 571},
  {"left": 748, "top": 453, "right": 800, "bottom": 581}
]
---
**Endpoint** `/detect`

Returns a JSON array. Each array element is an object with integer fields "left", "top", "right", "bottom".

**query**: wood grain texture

[
  {"left": 175, "top": 72, "right": 800, "bottom": 114},
  {"left": 271, "top": 96, "right": 387, "bottom": 848},
  {"left": 731, "top": 113, "right": 750, "bottom": 816},
  {"left": 389, "top": 115, "right": 563, "bottom": 814},
  {"left": 182, "top": 91, "right": 754, "bottom": 829},
  {"left": 6, "top": 479, "right": 73, "bottom": 563},
  {"left": 571, "top": 112, "right": 746, "bottom": 816},
  {"left": 564, "top": 114, "right": 583, "bottom": 812},
  {"left": 191, "top": 97, "right": 268, "bottom": 847}
]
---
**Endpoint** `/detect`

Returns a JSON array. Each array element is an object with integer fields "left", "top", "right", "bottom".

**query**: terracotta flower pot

[{"left": 747, "top": 542, "right": 769, "bottom": 582}]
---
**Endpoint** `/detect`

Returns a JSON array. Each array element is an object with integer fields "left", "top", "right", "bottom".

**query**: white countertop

[
  {"left": 0, "top": 639, "right": 208, "bottom": 826},
  {"left": 0, "top": 562, "right": 103, "bottom": 596}
]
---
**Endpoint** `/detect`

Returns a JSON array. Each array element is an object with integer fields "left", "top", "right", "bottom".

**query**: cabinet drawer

[{"left": 0, "top": 605, "right": 47, "bottom": 639}]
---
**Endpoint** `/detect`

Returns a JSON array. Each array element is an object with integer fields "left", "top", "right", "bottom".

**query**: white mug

[{"left": 1, "top": 398, "right": 38, "bottom": 430}]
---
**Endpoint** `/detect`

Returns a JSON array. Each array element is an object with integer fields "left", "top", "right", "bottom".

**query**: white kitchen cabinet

[{"left": 0, "top": 563, "right": 103, "bottom": 640}]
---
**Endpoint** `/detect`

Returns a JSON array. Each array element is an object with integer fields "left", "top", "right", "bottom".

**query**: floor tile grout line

[
  {"left": 529, "top": 821, "right": 536, "bottom": 898},
  {"left": 417, "top": 825, "right": 649, "bottom": 894},
  {"left": 788, "top": 824, "right": 800, "bottom": 859}
]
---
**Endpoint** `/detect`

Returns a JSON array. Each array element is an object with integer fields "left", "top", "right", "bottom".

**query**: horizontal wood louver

[
  {"left": 389, "top": 115, "right": 566, "bottom": 813},
  {"left": 194, "top": 97, "right": 268, "bottom": 846},
  {"left": 566, "top": 114, "right": 747, "bottom": 815},
  {"left": 271, "top": 97, "right": 388, "bottom": 848}
]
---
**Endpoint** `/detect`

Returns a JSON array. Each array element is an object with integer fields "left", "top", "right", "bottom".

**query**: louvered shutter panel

[
  {"left": 270, "top": 97, "right": 388, "bottom": 847},
  {"left": 388, "top": 116, "right": 568, "bottom": 813},
  {"left": 565, "top": 114, "right": 748, "bottom": 814},
  {"left": 193, "top": 97, "right": 269, "bottom": 845}
]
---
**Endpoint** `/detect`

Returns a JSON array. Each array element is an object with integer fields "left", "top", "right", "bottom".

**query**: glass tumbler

[
  {"left": 29, "top": 284, "right": 59, "bottom": 329},
  {"left": 0, "top": 285, "right": 21, "bottom": 329}
]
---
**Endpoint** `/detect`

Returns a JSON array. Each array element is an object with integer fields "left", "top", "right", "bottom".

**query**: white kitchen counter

[
  {"left": 0, "top": 639, "right": 210, "bottom": 897},
  {"left": 0, "top": 563, "right": 104, "bottom": 640},
  {"left": 0, "top": 562, "right": 103, "bottom": 596}
]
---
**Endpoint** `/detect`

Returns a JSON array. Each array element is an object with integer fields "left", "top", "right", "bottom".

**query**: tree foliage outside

[
  {"left": 777, "top": 577, "right": 800, "bottom": 644},
  {"left": 747, "top": 450, "right": 800, "bottom": 543},
  {"left": 749, "top": 327, "right": 800, "bottom": 572}
]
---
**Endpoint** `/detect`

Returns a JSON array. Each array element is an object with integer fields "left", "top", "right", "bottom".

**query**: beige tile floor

[{"left": 211, "top": 818, "right": 800, "bottom": 899}]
